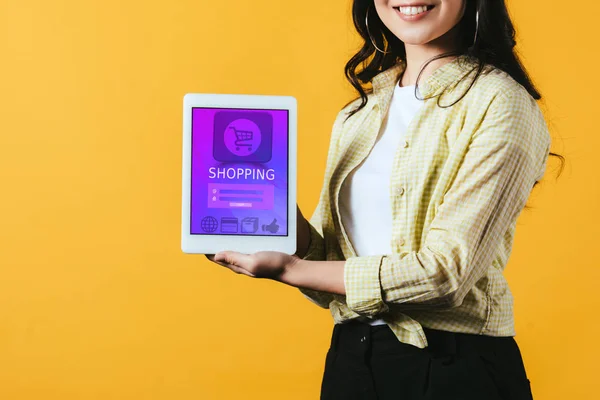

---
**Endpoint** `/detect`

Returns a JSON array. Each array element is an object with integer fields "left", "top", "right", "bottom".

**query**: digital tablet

[{"left": 181, "top": 93, "right": 297, "bottom": 255}]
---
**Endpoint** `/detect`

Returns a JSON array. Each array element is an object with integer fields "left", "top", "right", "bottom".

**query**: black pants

[{"left": 320, "top": 320, "right": 533, "bottom": 400}]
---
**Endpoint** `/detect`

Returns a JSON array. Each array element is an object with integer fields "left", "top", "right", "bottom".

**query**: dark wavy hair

[{"left": 343, "top": 0, "right": 565, "bottom": 188}]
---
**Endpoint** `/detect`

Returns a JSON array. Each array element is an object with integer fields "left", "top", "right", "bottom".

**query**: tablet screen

[{"left": 190, "top": 107, "right": 289, "bottom": 236}]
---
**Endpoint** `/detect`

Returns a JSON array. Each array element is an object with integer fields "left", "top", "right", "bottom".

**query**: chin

[{"left": 398, "top": 34, "right": 437, "bottom": 46}]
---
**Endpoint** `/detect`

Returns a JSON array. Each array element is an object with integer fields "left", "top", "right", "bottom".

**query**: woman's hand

[
  {"left": 206, "top": 251, "right": 300, "bottom": 281},
  {"left": 205, "top": 251, "right": 347, "bottom": 294}
]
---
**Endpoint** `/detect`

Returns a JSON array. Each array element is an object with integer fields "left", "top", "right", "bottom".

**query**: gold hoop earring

[{"left": 365, "top": 6, "right": 390, "bottom": 54}]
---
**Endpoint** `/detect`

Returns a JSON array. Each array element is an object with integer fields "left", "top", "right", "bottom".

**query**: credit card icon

[{"left": 220, "top": 217, "right": 238, "bottom": 233}]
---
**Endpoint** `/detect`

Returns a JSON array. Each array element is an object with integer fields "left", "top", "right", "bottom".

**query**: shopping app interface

[{"left": 191, "top": 107, "right": 289, "bottom": 236}]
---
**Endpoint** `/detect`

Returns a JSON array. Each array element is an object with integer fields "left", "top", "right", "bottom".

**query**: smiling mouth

[{"left": 394, "top": 5, "right": 436, "bottom": 16}]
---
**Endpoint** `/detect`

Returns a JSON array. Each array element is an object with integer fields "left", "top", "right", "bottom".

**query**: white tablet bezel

[{"left": 181, "top": 93, "right": 297, "bottom": 255}]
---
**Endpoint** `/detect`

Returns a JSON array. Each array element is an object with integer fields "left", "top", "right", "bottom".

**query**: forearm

[{"left": 281, "top": 259, "right": 346, "bottom": 295}]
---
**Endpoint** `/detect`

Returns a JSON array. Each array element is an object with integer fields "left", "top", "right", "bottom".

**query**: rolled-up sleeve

[{"left": 344, "top": 89, "right": 551, "bottom": 317}]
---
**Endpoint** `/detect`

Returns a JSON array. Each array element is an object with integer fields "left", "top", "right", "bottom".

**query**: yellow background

[{"left": 0, "top": 0, "right": 595, "bottom": 399}]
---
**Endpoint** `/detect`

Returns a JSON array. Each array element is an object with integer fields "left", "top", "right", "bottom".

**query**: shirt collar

[
  {"left": 372, "top": 54, "right": 478, "bottom": 97},
  {"left": 369, "top": 54, "right": 478, "bottom": 120}
]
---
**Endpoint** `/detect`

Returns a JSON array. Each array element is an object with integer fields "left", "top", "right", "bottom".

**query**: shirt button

[
  {"left": 398, "top": 237, "right": 405, "bottom": 246},
  {"left": 402, "top": 140, "right": 409, "bottom": 148},
  {"left": 396, "top": 187, "right": 405, "bottom": 196}
]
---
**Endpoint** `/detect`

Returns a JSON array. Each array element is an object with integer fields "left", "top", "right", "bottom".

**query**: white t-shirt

[{"left": 339, "top": 83, "right": 424, "bottom": 326}]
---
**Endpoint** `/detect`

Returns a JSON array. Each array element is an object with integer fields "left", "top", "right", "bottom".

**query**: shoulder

[
  {"left": 337, "top": 96, "right": 369, "bottom": 120},
  {"left": 469, "top": 66, "right": 539, "bottom": 113},
  {"left": 469, "top": 66, "right": 550, "bottom": 160},
  {"left": 330, "top": 95, "right": 372, "bottom": 134}
]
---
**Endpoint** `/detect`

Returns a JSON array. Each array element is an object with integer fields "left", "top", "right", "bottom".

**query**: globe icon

[{"left": 201, "top": 216, "right": 218, "bottom": 233}]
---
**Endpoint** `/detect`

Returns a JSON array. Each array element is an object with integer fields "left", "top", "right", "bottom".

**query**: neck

[{"left": 400, "top": 25, "right": 462, "bottom": 87}]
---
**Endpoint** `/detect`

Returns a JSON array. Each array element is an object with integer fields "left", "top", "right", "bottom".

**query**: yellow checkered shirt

[{"left": 299, "top": 55, "right": 551, "bottom": 349}]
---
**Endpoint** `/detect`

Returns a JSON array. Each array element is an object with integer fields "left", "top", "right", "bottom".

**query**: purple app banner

[{"left": 191, "top": 107, "right": 288, "bottom": 236}]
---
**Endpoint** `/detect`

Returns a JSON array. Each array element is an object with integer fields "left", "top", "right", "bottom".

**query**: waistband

[{"left": 330, "top": 320, "right": 514, "bottom": 358}]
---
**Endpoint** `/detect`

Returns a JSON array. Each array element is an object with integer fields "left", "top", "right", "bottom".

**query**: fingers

[
  {"left": 212, "top": 259, "right": 255, "bottom": 277},
  {"left": 212, "top": 251, "right": 256, "bottom": 277},
  {"left": 214, "top": 250, "right": 249, "bottom": 266},
  {"left": 225, "top": 263, "right": 256, "bottom": 277}
]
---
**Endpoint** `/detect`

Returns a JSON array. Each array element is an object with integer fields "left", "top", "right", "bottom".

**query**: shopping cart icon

[
  {"left": 229, "top": 126, "right": 254, "bottom": 152},
  {"left": 213, "top": 111, "right": 273, "bottom": 163}
]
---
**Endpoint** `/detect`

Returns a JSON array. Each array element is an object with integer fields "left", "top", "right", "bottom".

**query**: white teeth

[{"left": 398, "top": 5, "right": 429, "bottom": 15}]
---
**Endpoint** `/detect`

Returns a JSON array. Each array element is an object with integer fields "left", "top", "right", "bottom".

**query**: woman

[{"left": 208, "top": 0, "right": 564, "bottom": 399}]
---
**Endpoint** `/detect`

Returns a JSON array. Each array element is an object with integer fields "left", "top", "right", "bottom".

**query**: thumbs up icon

[{"left": 262, "top": 218, "right": 279, "bottom": 234}]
